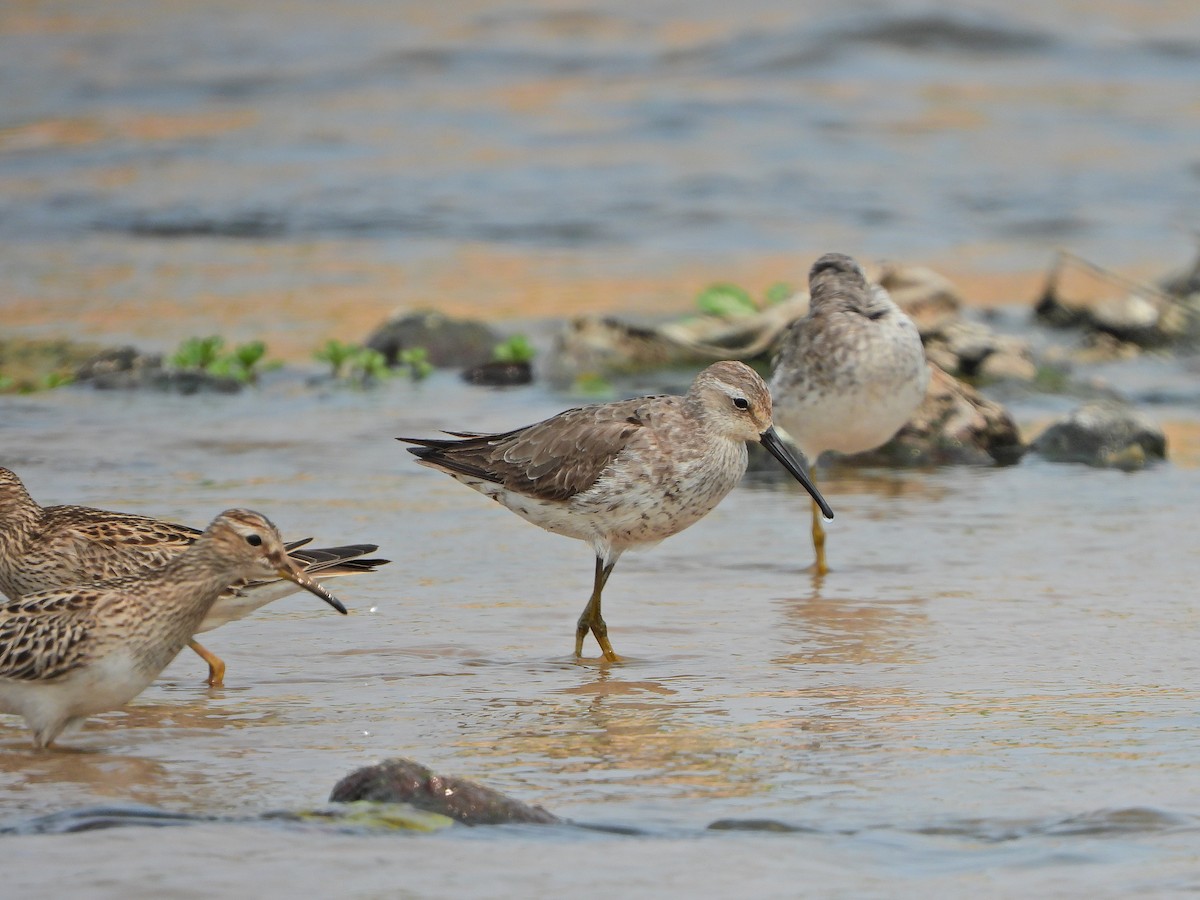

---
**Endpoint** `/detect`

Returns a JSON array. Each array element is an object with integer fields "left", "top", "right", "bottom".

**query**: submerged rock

[
  {"left": 329, "top": 758, "right": 562, "bottom": 826},
  {"left": 461, "top": 360, "right": 533, "bottom": 386},
  {"left": 1030, "top": 400, "right": 1167, "bottom": 470},
  {"left": 365, "top": 311, "right": 499, "bottom": 369},
  {"left": 707, "top": 818, "right": 818, "bottom": 833},
  {"left": 852, "top": 363, "right": 1025, "bottom": 466}
]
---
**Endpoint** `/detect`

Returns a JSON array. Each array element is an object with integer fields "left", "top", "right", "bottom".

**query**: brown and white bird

[
  {"left": 0, "top": 467, "right": 385, "bottom": 685},
  {"left": 399, "top": 360, "right": 833, "bottom": 662},
  {"left": 770, "top": 252, "right": 929, "bottom": 575},
  {"left": 0, "top": 508, "right": 346, "bottom": 749}
]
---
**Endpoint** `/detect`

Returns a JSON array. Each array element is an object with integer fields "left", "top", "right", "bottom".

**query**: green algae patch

[{"left": 280, "top": 801, "right": 455, "bottom": 833}]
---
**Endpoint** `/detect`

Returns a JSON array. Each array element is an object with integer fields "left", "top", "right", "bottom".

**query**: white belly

[
  {"left": 453, "top": 440, "right": 747, "bottom": 563},
  {"left": 0, "top": 649, "right": 155, "bottom": 737}
]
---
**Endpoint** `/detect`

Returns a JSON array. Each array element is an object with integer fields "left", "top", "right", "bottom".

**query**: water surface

[{"left": 0, "top": 368, "right": 1198, "bottom": 896}]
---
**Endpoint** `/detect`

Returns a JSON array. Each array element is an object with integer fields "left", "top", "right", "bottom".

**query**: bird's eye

[
  {"left": 245, "top": 534, "right": 263, "bottom": 547},
  {"left": 732, "top": 397, "right": 750, "bottom": 410}
]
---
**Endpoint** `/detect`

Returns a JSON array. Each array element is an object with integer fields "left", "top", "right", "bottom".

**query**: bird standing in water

[
  {"left": 400, "top": 360, "right": 833, "bottom": 662},
  {"left": 0, "top": 508, "right": 347, "bottom": 749},
  {"left": 0, "top": 467, "right": 384, "bottom": 685},
  {"left": 770, "top": 253, "right": 929, "bottom": 575}
]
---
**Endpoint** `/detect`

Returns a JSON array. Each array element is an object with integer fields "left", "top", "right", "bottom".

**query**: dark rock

[
  {"left": 1030, "top": 400, "right": 1166, "bottom": 470},
  {"left": 365, "top": 311, "right": 499, "bottom": 369},
  {"left": 707, "top": 818, "right": 818, "bottom": 833},
  {"left": 852, "top": 363, "right": 1025, "bottom": 466},
  {"left": 150, "top": 370, "right": 244, "bottom": 395},
  {"left": 1034, "top": 253, "right": 1091, "bottom": 329},
  {"left": 75, "top": 346, "right": 163, "bottom": 383},
  {"left": 461, "top": 360, "right": 533, "bottom": 386},
  {"left": 329, "top": 758, "right": 562, "bottom": 826}
]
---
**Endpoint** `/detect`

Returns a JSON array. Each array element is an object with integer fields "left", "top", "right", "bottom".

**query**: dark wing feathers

[
  {"left": 286, "top": 544, "right": 387, "bottom": 574},
  {"left": 0, "top": 590, "right": 97, "bottom": 681},
  {"left": 400, "top": 399, "right": 652, "bottom": 502},
  {"left": 235, "top": 544, "right": 388, "bottom": 594}
]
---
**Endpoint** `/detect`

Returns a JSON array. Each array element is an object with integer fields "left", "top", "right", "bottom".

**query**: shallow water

[{"left": 1, "top": 368, "right": 1199, "bottom": 896}]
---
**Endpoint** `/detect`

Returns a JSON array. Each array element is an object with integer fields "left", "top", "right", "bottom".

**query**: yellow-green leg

[
  {"left": 575, "top": 557, "right": 620, "bottom": 662},
  {"left": 189, "top": 638, "right": 226, "bottom": 687},
  {"left": 811, "top": 494, "right": 829, "bottom": 576}
]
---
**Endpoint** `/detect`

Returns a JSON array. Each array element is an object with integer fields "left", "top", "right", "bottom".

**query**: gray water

[{"left": 1, "top": 363, "right": 1199, "bottom": 897}]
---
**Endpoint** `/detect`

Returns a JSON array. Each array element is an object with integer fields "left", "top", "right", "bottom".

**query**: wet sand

[{"left": 0, "top": 238, "right": 1071, "bottom": 360}]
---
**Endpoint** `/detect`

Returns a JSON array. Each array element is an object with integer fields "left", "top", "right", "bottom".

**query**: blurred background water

[{"left": 3, "top": 0, "right": 1200, "bottom": 351}]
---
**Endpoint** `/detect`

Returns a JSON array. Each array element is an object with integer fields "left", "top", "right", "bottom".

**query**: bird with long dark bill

[{"left": 399, "top": 360, "right": 832, "bottom": 662}]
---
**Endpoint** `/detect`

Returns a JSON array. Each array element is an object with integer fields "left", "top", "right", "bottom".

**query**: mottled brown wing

[
  {"left": 401, "top": 398, "right": 657, "bottom": 501},
  {"left": 0, "top": 590, "right": 97, "bottom": 681},
  {"left": 39, "top": 505, "right": 199, "bottom": 582}
]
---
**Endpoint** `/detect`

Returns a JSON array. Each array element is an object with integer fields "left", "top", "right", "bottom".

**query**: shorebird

[
  {"left": 398, "top": 360, "right": 833, "bottom": 662},
  {"left": 0, "top": 508, "right": 347, "bottom": 749},
  {"left": 0, "top": 467, "right": 385, "bottom": 686},
  {"left": 770, "top": 252, "right": 929, "bottom": 575}
]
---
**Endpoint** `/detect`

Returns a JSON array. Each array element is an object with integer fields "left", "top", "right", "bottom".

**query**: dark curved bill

[
  {"left": 759, "top": 426, "right": 835, "bottom": 520},
  {"left": 278, "top": 566, "right": 348, "bottom": 615}
]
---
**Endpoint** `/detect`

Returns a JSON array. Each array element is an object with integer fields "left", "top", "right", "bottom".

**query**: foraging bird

[
  {"left": 770, "top": 253, "right": 930, "bottom": 575},
  {"left": 399, "top": 360, "right": 833, "bottom": 661},
  {"left": 0, "top": 467, "right": 385, "bottom": 686},
  {"left": 0, "top": 508, "right": 347, "bottom": 749}
]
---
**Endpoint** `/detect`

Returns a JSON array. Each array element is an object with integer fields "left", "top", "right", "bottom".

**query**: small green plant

[
  {"left": 40, "top": 372, "right": 74, "bottom": 390},
  {"left": 696, "top": 283, "right": 757, "bottom": 318},
  {"left": 763, "top": 281, "right": 795, "bottom": 306},
  {"left": 695, "top": 281, "right": 796, "bottom": 317},
  {"left": 233, "top": 340, "right": 267, "bottom": 372},
  {"left": 314, "top": 341, "right": 431, "bottom": 386},
  {"left": 573, "top": 372, "right": 614, "bottom": 395},
  {"left": 314, "top": 339, "right": 360, "bottom": 379},
  {"left": 170, "top": 336, "right": 225, "bottom": 371},
  {"left": 492, "top": 334, "right": 536, "bottom": 365},
  {"left": 397, "top": 347, "right": 433, "bottom": 381},
  {"left": 348, "top": 348, "right": 393, "bottom": 384},
  {"left": 170, "top": 335, "right": 275, "bottom": 383}
]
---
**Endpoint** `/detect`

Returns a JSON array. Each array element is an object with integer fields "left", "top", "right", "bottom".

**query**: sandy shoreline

[{"left": 1, "top": 239, "right": 1175, "bottom": 363}]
